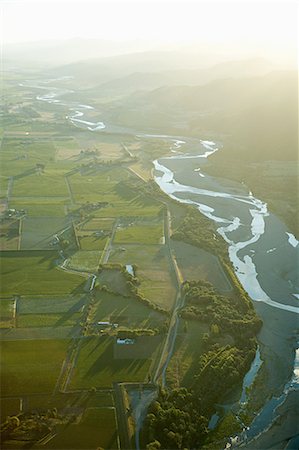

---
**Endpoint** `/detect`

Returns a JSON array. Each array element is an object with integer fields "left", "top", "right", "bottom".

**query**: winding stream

[{"left": 21, "top": 77, "right": 299, "bottom": 447}]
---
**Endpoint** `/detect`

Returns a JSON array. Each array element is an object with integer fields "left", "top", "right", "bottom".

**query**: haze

[{"left": 2, "top": 0, "right": 297, "bottom": 66}]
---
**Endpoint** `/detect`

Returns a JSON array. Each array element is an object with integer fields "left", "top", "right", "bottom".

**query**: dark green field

[
  {"left": 0, "top": 339, "right": 69, "bottom": 395},
  {"left": 0, "top": 251, "right": 85, "bottom": 296}
]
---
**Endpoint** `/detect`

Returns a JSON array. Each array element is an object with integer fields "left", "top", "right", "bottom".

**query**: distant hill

[
  {"left": 113, "top": 71, "right": 297, "bottom": 161},
  {"left": 50, "top": 52, "right": 275, "bottom": 90},
  {"left": 84, "top": 58, "right": 275, "bottom": 95}
]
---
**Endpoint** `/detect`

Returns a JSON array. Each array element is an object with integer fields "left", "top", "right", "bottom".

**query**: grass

[
  {"left": 16, "top": 312, "right": 81, "bottom": 328},
  {"left": 0, "top": 251, "right": 85, "bottom": 296},
  {"left": 0, "top": 299, "right": 14, "bottom": 318},
  {"left": 114, "top": 222, "right": 164, "bottom": 245},
  {"left": 70, "top": 336, "right": 151, "bottom": 389},
  {"left": 12, "top": 172, "right": 69, "bottom": 197},
  {"left": 18, "top": 295, "right": 85, "bottom": 314},
  {"left": 94, "top": 291, "right": 165, "bottom": 329},
  {"left": 79, "top": 235, "right": 108, "bottom": 251},
  {"left": 0, "top": 298, "right": 15, "bottom": 328},
  {"left": 10, "top": 201, "right": 66, "bottom": 217},
  {"left": 109, "top": 245, "right": 176, "bottom": 310},
  {"left": 20, "top": 217, "right": 69, "bottom": 250},
  {"left": 171, "top": 240, "right": 232, "bottom": 293},
  {"left": 69, "top": 167, "right": 132, "bottom": 203},
  {"left": 93, "top": 195, "right": 162, "bottom": 218},
  {"left": 67, "top": 250, "right": 101, "bottom": 272},
  {"left": 82, "top": 217, "right": 115, "bottom": 231},
  {"left": 53, "top": 138, "right": 80, "bottom": 160},
  {"left": 98, "top": 269, "right": 130, "bottom": 296},
  {"left": 0, "top": 339, "right": 69, "bottom": 395},
  {"left": 44, "top": 407, "right": 118, "bottom": 449}
]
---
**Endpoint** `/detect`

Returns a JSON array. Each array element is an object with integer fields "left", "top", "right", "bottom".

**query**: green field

[
  {"left": 0, "top": 251, "right": 85, "bottom": 296},
  {"left": 16, "top": 312, "right": 81, "bottom": 328},
  {"left": 94, "top": 291, "right": 165, "bottom": 329},
  {"left": 79, "top": 235, "right": 108, "bottom": 250},
  {"left": 0, "top": 298, "right": 15, "bottom": 327},
  {"left": 67, "top": 250, "right": 101, "bottom": 272},
  {"left": 70, "top": 336, "right": 151, "bottom": 389},
  {"left": 69, "top": 167, "right": 132, "bottom": 203},
  {"left": 44, "top": 407, "right": 118, "bottom": 449},
  {"left": 0, "top": 339, "right": 69, "bottom": 395},
  {"left": 171, "top": 241, "right": 233, "bottom": 293},
  {"left": 20, "top": 217, "right": 69, "bottom": 249},
  {"left": 97, "top": 269, "right": 130, "bottom": 296},
  {"left": 18, "top": 295, "right": 85, "bottom": 314},
  {"left": 93, "top": 195, "right": 162, "bottom": 218},
  {"left": 12, "top": 172, "right": 69, "bottom": 197},
  {"left": 10, "top": 199, "right": 67, "bottom": 217},
  {"left": 109, "top": 245, "right": 176, "bottom": 310},
  {"left": 114, "top": 221, "right": 164, "bottom": 245},
  {"left": 82, "top": 217, "right": 115, "bottom": 231}
]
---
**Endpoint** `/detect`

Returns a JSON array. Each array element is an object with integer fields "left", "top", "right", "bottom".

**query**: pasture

[
  {"left": 9, "top": 200, "right": 66, "bottom": 217},
  {"left": 20, "top": 217, "right": 69, "bottom": 249},
  {"left": 69, "top": 167, "right": 132, "bottom": 203},
  {"left": 0, "top": 298, "right": 15, "bottom": 328},
  {"left": 12, "top": 172, "right": 69, "bottom": 198},
  {"left": 44, "top": 407, "right": 119, "bottom": 450},
  {"left": 114, "top": 220, "right": 164, "bottom": 245},
  {"left": 53, "top": 138, "right": 80, "bottom": 160},
  {"left": 94, "top": 291, "right": 165, "bottom": 329},
  {"left": 171, "top": 241, "right": 232, "bottom": 293},
  {"left": 109, "top": 244, "right": 176, "bottom": 310},
  {"left": 66, "top": 251, "right": 101, "bottom": 272},
  {"left": 78, "top": 235, "right": 108, "bottom": 251},
  {"left": 82, "top": 217, "right": 115, "bottom": 231},
  {"left": 18, "top": 295, "right": 86, "bottom": 314},
  {"left": 0, "top": 339, "right": 69, "bottom": 395},
  {"left": 0, "top": 251, "right": 85, "bottom": 296},
  {"left": 70, "top": 336, "right": 151, "bottom": 389},
  {"left": 97, "top": 268, "right": 130, "bottom": 296},
  {"left": 16, "top": 312, "right": 81, "bottom": 328}
]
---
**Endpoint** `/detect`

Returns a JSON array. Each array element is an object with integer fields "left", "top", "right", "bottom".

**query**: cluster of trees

[
  {"left": 144, "top": 388, "right": 208, "bottom": 450},
  {"left": 172, "top": 207, "right": 227, "bottom": 256},
  {"left": 181, "top": 280, "right": 262, "bottom": 344}
]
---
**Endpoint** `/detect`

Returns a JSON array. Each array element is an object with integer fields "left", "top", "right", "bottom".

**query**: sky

[{"left": 1, "top": 0, "right": 297, "bottom": 64}]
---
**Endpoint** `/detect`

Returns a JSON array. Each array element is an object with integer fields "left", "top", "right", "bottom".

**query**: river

[{"left": 21, "top": 77, "right": 299, "bottom": 447}]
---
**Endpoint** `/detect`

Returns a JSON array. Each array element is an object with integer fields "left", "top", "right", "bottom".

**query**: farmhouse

[{"left": 116, "top": 338, "right": 135, "bottom": 345}]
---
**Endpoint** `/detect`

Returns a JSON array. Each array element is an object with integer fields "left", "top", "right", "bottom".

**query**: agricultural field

[
  {"left": 17, "top": 295, "right": 86, "bottom": 314},
  {"left": 0, "top": 339, "right": 69, "bottom": 395},
  {"left": 0, "top": 251, "right": 85, "bottom": 296},
  {"left": 109, "top": 244, "right": 177, "bottom": 310},
  {"left": 75, "top": 132, "right": 130, "bottom": 161},
  {"left": 44, "top": 407, "right": 119, "bottom": 450},
  {"left": 0, "top": 298, "right": 15, "bottom": 328},
  {"left": 68, "top": 167, "right": 132, "bottom": 203},
  {"left": 20, "top": 217, "right": 70, "bottom": 249},
  {"left": 70, "top": 336, "right": 152, "bottom": 389},
  {"left": 93, "top": 291, "right": 166, "bottom": 330},
  {"left": 82, "top": 217, "right": 115, "bottom": 231},
  {"left": 97, "top": 269, "right": 131, "bottom": 296},
  {"left": 114, "top": 219, "right": 164, "bottom": 245},
  {"left": 78, "top": 235, "right": 108, "bottom": 251},
  {"left": 53, "top": 137, "right": 81, "bottom": 160},
  {"left": 9, "top": 200, "right": 67, "bottom": 217},
  {"left": 12, "top": 171, "right": 69, "bottom": 198},
  {"left": 66, "top": 250, "right": 101, "bottom": 272},
  {"left": 171, "top": 240, "right": 233, "bottom": 293},
  {"left": 16, "top": 312, "right": 81, "bottom": 328},
  {"left": 0, "top": 219, "right": 20, "bottom": 250}
]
